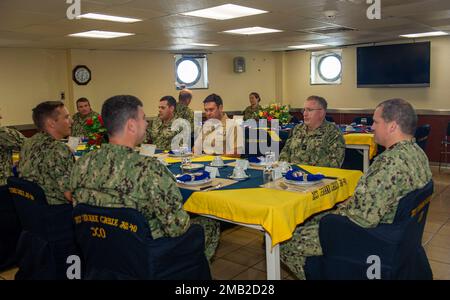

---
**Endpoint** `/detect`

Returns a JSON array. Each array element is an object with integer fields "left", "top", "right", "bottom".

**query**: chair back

[
  {"left": 352, "top": 116, "right": 374, "bottom": 126},
  {"left": 392, "top": 180, "right": 433, "bottom": 250},
  {"left": 0, "top": 184, "right": 21, "bottom": 270},
  {"left": 414, "top": 124, "right": 431, "bottom": 151},
  {"left": 305, "top": 180, "right": 434, "bottom": 280},
  {"left": 73, "top": 203, "right": 211, "bottom": 280},
  {"left": 7, "top": 177, "right": 77, "bottom": 279},
  {"left": 244, "top": 126, "right": 276, "bottom": 157},
  {"left": 7, "top": 177, "right": 49, "bottom": 238},
  {"left": 325, "top": 115, "right": 335, "bottom": 123}
]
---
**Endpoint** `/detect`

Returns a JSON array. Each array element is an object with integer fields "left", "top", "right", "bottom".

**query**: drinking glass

[{"left": 265, "top": 151, "right": 275, "bottom": 167}]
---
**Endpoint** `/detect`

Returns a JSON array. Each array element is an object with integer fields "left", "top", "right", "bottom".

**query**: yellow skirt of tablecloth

[
  {"left": 344, "top": 133, "right": 377, "bottom": 159},
  {"left": 183, "top": 165, "right": 362, "bottom": 247}
]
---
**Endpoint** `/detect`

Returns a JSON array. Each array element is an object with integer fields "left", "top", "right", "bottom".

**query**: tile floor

[{"left": 1, "top": 166, "right": 449, "bottom": 280}]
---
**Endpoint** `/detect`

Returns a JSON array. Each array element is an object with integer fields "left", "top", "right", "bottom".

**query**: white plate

[
  {"left": 210, "top": 163, "right": 225, "bottom": 168},
  {"left": 283, "top": 178, "right": 322, "bottom": 186},
  {"left": 177, "top": 178, "right": 212, "bottom": 186},
  {"left": 181, "top": 163, "right": 204, "bottom": 170},
  {"left": 249, "top": 161, "right": 269, "bottom": 167},
  {"left": 229, "top": 175, "right": 250, "bottom": 181}
]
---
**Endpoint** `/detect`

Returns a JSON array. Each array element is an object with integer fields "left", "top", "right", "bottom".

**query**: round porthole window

[
  {"left": 318, "top": 54, "right": 342, "bottom": 82},
  {"left": 176, "top": 58, "right": 201, "bottom": 86}
]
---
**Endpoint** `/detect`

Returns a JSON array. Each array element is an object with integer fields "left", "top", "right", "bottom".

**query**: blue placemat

[{"left": 168, "top": 161, "right": 264, "bottom": 202}]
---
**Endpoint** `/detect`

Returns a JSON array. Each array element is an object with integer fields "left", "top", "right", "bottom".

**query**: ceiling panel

[{"left": 0, "top": 0, "right": 449, "bottom": 51}]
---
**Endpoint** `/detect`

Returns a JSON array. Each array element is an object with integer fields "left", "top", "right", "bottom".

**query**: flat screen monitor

[{"left": 357, "top": 42, "right": 430, "bottom": 87}]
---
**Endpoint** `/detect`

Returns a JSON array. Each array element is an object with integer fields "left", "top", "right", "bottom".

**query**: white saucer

[
  {"left": 283, "top": 178, "right": 322, "bottom": 186},
  {"left": 181, "top": 163, "right": 204, "bottom": 170},
  {"left": 249, "top": 161, "right": 269, "bottom": 167},
  {"left": 210, "top": 163, "right": 225, "bottom": 168},
  {"left": 177, "top": 178, "right": 212, "bottom": 186},
  {"left": 229, "top": 174, "right": 250, "bottom": 181}
]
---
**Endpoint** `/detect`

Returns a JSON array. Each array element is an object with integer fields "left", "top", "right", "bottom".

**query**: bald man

[{"left": 174, "top": 89, "right": 194, "bottom": 129}]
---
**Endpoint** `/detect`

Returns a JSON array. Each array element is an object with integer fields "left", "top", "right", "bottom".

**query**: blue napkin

[
  {"left": 285, "top": 170, "right": 324, "bottom": 181},
  {"left": 248, "top": 157, "right": 262, "bottom": 163},
  {"left": 176, "top": 171, "right": 210, "bottom": 182}
]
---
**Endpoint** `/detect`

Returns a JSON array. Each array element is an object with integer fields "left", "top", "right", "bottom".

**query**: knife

[{"left": 199, "top": 185, "right": 213, "bottom": 190}]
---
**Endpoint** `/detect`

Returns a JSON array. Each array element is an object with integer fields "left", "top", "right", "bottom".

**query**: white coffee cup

[
  {"left": 279, "top": 161, "right": 291, "bottom": 174},
  {"left": 140, "top": 144, "right": 156, "bottom": 157},
  {"left": 232, "top": 166, "right": 247, "bottom": 178},
  {"left": 212, "top": 156, "right": 224, "bottom": 166},
  {"left": 67, "top": 136, "right": 81, "bottom": 152}
]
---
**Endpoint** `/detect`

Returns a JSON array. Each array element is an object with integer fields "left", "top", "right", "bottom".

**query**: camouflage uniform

[
  {"left": 71, "top": 111, "right": 100, "bottom": 137},
  {"left": 70, "top": 143, "right": 220, "bottom": 261},
  {"left": 280, "top": 140, "right": 432, "bottom": 279},
  {"left": 19, "top": 132, "right": 74, "bottom": 205},
  {"left": 243, "top": 105, "right": 262, "bottom": 121},
  {"left": 145, "top": 116, "right": 181, "bottom": 150},
  {"left": 279, "top": 121, "right": 345, "bottom": 168},
  {"left": 174, "top": 103, "right": 194, "bottom": 128},
  {"left": 0, "top": 127, "right": 26, "bottom": 185}
]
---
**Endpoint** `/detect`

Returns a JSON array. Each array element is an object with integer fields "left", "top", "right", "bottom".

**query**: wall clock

[{"left": 73, "top": 65, "right": 91, "bottom": 85}]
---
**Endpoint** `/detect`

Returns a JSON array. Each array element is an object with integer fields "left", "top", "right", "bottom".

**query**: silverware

[
  {"left": 279, "top": 182, "right": 306, "bottom": 192},
  {"left": 203, "top": 183, "right": 222, "bottom": 192},
  {"left": 199, "top": 185, "right": 213, "bottom": 190}
]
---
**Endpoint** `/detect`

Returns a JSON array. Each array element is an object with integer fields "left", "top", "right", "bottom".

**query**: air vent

[{"left": 299, "top": 25, "right": 357, "bottom": 35}]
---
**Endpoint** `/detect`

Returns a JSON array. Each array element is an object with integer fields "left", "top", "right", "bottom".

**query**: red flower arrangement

[{"left": 83, "top": 115, "right": 107, "bottom": 151}]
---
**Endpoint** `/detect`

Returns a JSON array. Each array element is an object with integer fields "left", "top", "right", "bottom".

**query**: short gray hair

[
  {"left": 377, "top": 98, "right": 417, "bottom": 135},
  {"left": 307, "top": 95, "right": 328, "bottom": 110}
]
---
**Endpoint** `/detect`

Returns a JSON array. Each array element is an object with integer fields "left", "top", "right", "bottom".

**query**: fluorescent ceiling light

[
  {"left": 400, "top": 31, "right": 448, "bottom": 38},
  {"left": 288, "top": 44, "right": 326, "bottom": 49},
  {"left": 68, "top": 30, "right": 135, "bottom": 39},
  {"left": 78, "top": 13, "right": 142, "bottom": 23},
  {"left": 181, "top": 4, "right": 267, "bottom": 20},
  {"left": 188, "top": 43, "right": 219, "bottom": 47},
  {"left": 223, "top": 27, "right": 282, "bottom": 35}
]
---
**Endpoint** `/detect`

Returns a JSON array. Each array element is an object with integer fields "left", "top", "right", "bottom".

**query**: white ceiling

[{"left": 0, "top": 0, "right": 449, "bottom": 51}]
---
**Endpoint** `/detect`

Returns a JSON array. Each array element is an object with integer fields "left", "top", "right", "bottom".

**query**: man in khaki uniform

[
  {"left": 280, "top": 98, "right": 432, "bottom": 279},
  {"left": 197, "top": 94, "right": 242, "bottom": 157}
]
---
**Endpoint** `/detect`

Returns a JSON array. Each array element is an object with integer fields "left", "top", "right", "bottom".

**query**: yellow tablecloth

[
  {"left": 12, "top": 153, "right": 20, "bottom": 164},
  {"left": 262, "top": 128, "right": 376, "bottom": 159},
  {"left": 183, "top": 165, "right": 362, "bottom": 247},
  {"left": 343, "top": 133, "right": 377, "bottom": 159}
]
